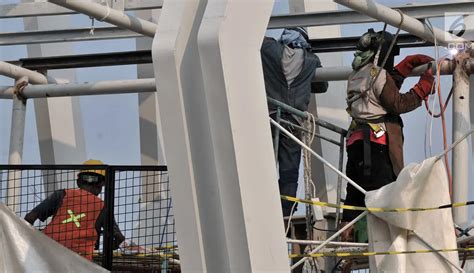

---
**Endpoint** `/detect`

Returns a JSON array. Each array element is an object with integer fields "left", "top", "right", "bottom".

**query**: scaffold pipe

[
  {"left": 0, "top": 61, "right": 48, "bottom": 84},
  {"left": 0, "top": 60, "right": 466, "bottom": 99},
  {"left": 7, "top": 77, "right": 28, "bottom": 213},
  {"left": 48, "top": 0, "right": 157, "bottom": 37},
  {"left": 0, "top": 79, "right": 156, "bottom": 99},
  {"left": 287, "top": 239, "right": 368, "bottom": 247},
  {"left": 314, "top": 60, "right": 457, "bottom": 82},
  {"left": 333, "top": 0, "right": 469, "bottom": 48},
  {"left": 452, "top": 52, "right": 471, "bottom": 227}
]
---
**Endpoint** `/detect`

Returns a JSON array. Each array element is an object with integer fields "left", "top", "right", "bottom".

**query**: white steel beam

[
  {"left": 0, "top": 79, "right": 155, "bottom": 99},
  {"left": 197, "top": 0, "right": 289, "bottom": 271},
  {"left": 152, "top": 0, "right": 209, "bottom": 271},
  {"left": 2, "top": 2, "right": 473, "bottom": 46},
  {"left": 136, "top": 9, "right": 163, "bottom": 167},
  {"left": 0, "top": 27, "right": 142, "bottom": 46},
  {"left": 134, "top": 8, "right": 171, "bottom": 249},
  {"left": 452, "top": 52, "right": 471, "bottom": 227},
  {"left": 6, "top": 77, "right": 28, "bottom": 213},
  {"left": 0, "top": 61, "right": 460, "bottom": 99},
  {"left": 0, "top": 0, "right": 162, "bottom": 19},
  {"left": 269, "top": 1, "right": 474, "bottom": 29},
  {"left": 313, "top": 61, "right": 456, "bottom": 82},
  {"left": 334, "top": 0, "right": 469, "bottom": 48},
  {"left": 48, "top": 0, "right": 157, "bottom": 37},
  {"left": 22, "top": 13, "right": 86, "bottom": 192},
  {"left": 0, "top": 61, "right": 49, "bottom": 84}
]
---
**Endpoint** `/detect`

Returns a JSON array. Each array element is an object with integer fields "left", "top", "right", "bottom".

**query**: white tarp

[
  {"left": 0, "top": 203, "right": 109, "bottom": 273},
  {"left": 365, "top": 157, "right": 460, "bottom": 273}
]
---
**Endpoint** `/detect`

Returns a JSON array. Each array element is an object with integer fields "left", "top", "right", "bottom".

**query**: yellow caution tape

[
  {"left": 289, "top": 247, "right": 474, "bottom": 258},
  {"left": 281, "top": 195, "right": 474, "bottom": 212}
]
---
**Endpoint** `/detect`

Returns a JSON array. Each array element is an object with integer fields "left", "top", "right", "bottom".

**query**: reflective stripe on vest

[{"left": 62, "top": 209, "right": 86, "bottom": 228}]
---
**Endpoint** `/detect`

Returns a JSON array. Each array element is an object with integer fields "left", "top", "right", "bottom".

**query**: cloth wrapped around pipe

[{"left": 365, "top": 157, "right": 459, "bottom": 272}]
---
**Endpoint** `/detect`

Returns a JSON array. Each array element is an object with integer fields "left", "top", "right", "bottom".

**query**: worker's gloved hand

[
  {"left": 412, "top": 68, "right": 435, "bottom": 100},
  {"left": 395, "top": 54, "right": 434, "bottom": 78}
]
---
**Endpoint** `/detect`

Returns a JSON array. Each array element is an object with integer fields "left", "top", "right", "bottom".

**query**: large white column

[
  {"left": 305, "top": 0, "right": 349, "bottom": 206},
  {"left": 198, "top": 0, "right": 289, "bottom": 272},
  {"left": 452, "top": 52, "right": 471, "bottom": 227},
  {"left": 152, "top": 0, "right": 211, "bottom": 272},
  {"left": 22, "top": 1, "right": 86, "bottom": 193},
  {"left": 136, "top": 9, "right": 165, "bottom": 168},
  {"left": 134, "top": 8, "right": 171, "bottom": 249}
]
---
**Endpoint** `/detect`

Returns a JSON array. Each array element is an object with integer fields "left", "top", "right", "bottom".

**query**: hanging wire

[
  {"left": 423, "top": 18, "right": 439, "bottom": 158},
  {"left": 89, "top": 0, "right": 112, "bottom": 35},
  {"left": 423, "top": 18, "right": 453, "bottom": 195}
]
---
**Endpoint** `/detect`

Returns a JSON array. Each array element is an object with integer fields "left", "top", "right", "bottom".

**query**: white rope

[
  {"left": 303, "top": 112, "right": 317, "bottom": 197},
  {"left": 89, "top": 17, "right": 96, "bottom": 35},
  {"left": 270, "top": 118, "right": 367, "bottom": 195},
  {"left": 424, "top": 18, "right": 440, "bottom": 158},
  {"left": 89, "top": 0, "right": 112, "bottom": 35},
  {"left": 99, "top": 0, "right": 112, "bottom": 22},
  {"left": 285, "top": 113, "right": 317, "bottom": 236}
]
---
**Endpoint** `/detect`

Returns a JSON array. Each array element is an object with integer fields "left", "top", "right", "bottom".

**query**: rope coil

[{"left": 14, "top": 80, "right": 28, "bottom": 103}]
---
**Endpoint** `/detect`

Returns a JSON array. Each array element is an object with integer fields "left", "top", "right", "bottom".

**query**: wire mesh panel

[
  {"left": 110, "top": 166, "right": 178, "bottom": 272},
  {"left": 0, "top": 165, "right": 178, "bottom": 273},
  {"left": 0, "top": 166, "right": 106, "bottom": 262}
]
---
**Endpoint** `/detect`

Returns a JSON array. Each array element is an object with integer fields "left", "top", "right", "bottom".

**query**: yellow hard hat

[{"left": 79, "top": 159, "right": 106, "bottom": 177}]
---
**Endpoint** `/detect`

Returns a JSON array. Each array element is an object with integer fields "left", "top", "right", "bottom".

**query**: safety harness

[{"left": 349, "top": 118, "right": 386, "bottom": 178}]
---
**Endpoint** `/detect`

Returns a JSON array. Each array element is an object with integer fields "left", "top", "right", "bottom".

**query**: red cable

[{"left": 424, "top": 59, "right": 453, "bottom": 196}]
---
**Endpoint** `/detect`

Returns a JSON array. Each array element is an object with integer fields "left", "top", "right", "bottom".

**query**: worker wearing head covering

[
  {"left": 341, "top": 28, "right": 434, "bottom": 241},
  {"left": 261, "top": 27, "right": 328, "bottom": 216},
  {"left": 25, "top": 159, "right": 125, "bottom": 261}
]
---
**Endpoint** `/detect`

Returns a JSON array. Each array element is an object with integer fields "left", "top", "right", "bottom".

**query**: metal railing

[{"left": 268, "top": 97, "right": 348, "bottom": 228}]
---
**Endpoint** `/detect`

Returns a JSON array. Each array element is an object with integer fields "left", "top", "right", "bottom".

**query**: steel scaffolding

[{"left": 1, "top": 0, "right": 474, "bottom": 272}]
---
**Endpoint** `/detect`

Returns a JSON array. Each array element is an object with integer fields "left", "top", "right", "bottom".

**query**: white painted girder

[
  {"left": 197, "top": 0, "right": 289, "bottom": 271},
  {"left": 334, "top": 0, "right": 468, "bottom": 48},
  {"left": 48, "top": 0, "right": 157, "bottom": 37},
  {"left": 0, "top": 0, "right": 162, "bottom": 19},
  {"left": 3, "top": 2, "right": 474, "bottom": 46},
  {"left": 152, "top": 0, "right": 211, "bottom": 271},
  {"left": 452, "top": 52, "right": 471, "bottom": 227},
  {"left": 22, "top": 11, "right": 86, "bottom": 196}
]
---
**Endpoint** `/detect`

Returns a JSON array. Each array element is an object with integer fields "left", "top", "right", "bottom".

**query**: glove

[
  {"left": 412, "top": 68, "right": 435, "bottom": 100},
  {"left": 395, "top": 54, "right": 434, "bottom": 78}
]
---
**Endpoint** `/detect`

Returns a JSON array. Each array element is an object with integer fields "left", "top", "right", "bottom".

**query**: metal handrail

[{"left": 267, "top": 97, "right": 348, "bottom": 136}]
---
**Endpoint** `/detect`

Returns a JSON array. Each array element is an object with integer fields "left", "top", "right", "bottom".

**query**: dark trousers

[
  {"left": 272, "top": 114, "right": 302, "bottom": 217},
  {"left": 342, "top": 141, "right": 396, "bottom": 221}
]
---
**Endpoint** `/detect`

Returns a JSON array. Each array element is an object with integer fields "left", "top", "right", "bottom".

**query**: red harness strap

[{"left": 347, "top": 129, "right": 387, "bottom": 146}]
